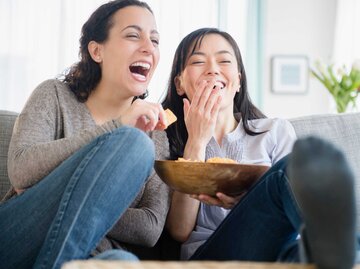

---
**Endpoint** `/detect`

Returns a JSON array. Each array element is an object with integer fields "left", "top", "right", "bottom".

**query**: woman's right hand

[
  {"left": 183, "top": 79, "right": 222, "bottom": 160},
  {"left": 120, "top": 99, "right": 167, "bottom": 132}
]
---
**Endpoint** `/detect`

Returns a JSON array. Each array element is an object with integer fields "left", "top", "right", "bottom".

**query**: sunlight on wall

[{"left": 0, "top": 0, "right": 248, "bottom": 112}]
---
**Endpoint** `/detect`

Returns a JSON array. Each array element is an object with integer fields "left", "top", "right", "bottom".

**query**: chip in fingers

[{"left": 164, "top": 109, "right": 177, "bottom": 128}]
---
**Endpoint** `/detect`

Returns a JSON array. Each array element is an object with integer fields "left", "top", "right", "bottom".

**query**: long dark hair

[
  {"left": 62, "top": 0, "right": 152, "bottom": 102},
  {"left": 161, "top": 28, "right": 266, "bottom": 159}
]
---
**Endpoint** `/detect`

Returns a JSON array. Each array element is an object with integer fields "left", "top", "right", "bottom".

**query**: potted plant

[{"left": 311, "top": 60, "right": 360, "bottom": 113}]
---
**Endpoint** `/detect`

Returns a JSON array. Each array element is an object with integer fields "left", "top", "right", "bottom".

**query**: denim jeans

[
  {"left": 190, "top": 156, "right": 303, "bottom": 261},
  {"left": 93, "top": 249, "right": 139, "bottom": 261},
  {"left": 0, "top": 126, "right": 154, "bottom": 269}
]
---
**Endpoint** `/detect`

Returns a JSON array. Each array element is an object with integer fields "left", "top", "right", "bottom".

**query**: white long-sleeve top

[{"left": 181, "top": 116, "right": 297, "bottom": 259}]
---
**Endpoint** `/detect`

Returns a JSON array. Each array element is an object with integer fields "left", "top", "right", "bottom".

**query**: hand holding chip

[
  {"left": 120, "top": 99, "right": 177, "bottom": 132},
  {"left": 155, "top": 108, "right": 177, "bottom": 130}
]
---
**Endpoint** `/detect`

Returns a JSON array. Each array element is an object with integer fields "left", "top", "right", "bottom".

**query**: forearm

[
  {"left": 166, "top": 190, "right": 200, "bottom": 242},
  {"left": 107, "top": 175, "right": 171, "bottom": 247},
  {"left": 165, "top": 137, "right": 205, "bottom": 241},
  {"left": 108, "top": 207, "right": 163, "bottom": 247},
  {"left": 8, "top": 117, "right": 122, "bottom": 189}
]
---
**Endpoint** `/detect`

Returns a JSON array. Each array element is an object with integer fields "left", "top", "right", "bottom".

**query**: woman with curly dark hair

[{"left": 0, "top": 1, "right": 171, "bottom": 268}]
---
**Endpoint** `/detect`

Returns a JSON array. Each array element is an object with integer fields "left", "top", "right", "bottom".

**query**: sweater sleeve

[
  {"left": 106, "top": 130, "right": 171, "bottom": 247},
  {"left": 7, "top": 80, "right": 122, "bottom": 189}
]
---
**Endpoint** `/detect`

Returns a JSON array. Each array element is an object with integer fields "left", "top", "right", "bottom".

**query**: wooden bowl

[{"left": 154, "top": 160, "right": 269, "bottom": 197}]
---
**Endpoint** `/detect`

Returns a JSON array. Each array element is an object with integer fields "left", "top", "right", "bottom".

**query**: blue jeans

[
  {"left": 0, "top": 126, "right": 154, "bottom": 269},
  {"left": 190, "top": 156, "right": 303, "bottom": 261},
  {"left": 190, "top": 155, "right": 360, "bottom": 262}
]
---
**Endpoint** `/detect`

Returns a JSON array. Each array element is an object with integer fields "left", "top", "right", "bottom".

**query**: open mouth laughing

[
  {"left": 129, "top": 61, "right": 151, "bottom": 81},
  {"left": 213, "top": 80, "right": 226, "bottom": 89}
]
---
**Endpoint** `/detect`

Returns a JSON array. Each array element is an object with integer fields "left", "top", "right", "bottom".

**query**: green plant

[{"left": 311, "top": 60, "right": 360, "bottom": 113}]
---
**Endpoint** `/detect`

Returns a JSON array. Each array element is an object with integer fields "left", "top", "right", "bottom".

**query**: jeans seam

[{"left": 38, "top": 138, "right": 107, "bottom": 269}]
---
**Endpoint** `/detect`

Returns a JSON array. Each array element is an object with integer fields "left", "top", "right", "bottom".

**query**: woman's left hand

[{"left": 190, "top": 191, "right": 246, "bottom": 209}]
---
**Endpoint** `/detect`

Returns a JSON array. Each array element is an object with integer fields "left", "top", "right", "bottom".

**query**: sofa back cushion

[
  {"left": 0, "top": 110, "right": 18, "bottom": 198},
  {"left": 290, "top": 112, "right": 360, "bottom": 230},
  {"left": 1, "top": 110, "right": 360, "bottom": 230}
]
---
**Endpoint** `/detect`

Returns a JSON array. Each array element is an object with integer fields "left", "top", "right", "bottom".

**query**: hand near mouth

[{"left": 182, "top": 79, "right": 222, "bottom": 162}]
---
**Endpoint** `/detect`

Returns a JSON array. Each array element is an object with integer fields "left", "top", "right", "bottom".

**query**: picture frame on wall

[{"left": 271, "top": 55, "right": 309, "bottom": 94}]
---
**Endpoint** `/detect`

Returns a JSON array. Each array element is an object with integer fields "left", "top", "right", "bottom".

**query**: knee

[
  {"left": 125, "top": 127, "right": 155, "bottom": 160},
  {"left": 111, "top": 126, "right": 155, "bottom": 162},
  {"left": 274, "top": 154, "right": 290, "bottom": 173}
]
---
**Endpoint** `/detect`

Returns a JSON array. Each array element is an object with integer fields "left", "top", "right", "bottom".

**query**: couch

[{"left": 1, "top": 110, "right": 360, "bottom": 257}]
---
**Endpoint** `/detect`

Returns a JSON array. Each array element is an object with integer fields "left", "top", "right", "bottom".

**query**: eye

[
  {"left": 126, "top": 33, "right": 140, "bottom": 39},
  {"left": 191, "top": 61, "right": 204, "bottom": 65},
  {"left": 151, "top": 38, "right": 159, "bottom": 46},
  {"left": 220, "top": 60, "right": 231, "bottom": 64}
]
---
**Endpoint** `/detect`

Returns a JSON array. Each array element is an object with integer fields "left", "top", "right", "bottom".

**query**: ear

[
  {"left": 88, "top": 41, "right": 102, "bottom": 63},
  {"left": 174, "top": 76, "right": 185, "bottom": 95}
]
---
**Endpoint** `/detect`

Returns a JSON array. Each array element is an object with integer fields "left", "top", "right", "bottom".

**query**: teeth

[
  {"left": 214, "top": 81, "right": 225, "bottom": 89},
  {"left": 130, "top": 62, "right": 150, "bottom": 70}
]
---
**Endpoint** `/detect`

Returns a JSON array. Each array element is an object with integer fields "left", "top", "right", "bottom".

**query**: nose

[
  {"left": 140, "top": 37, "right": 156, "bottom": 54},
  {"left": 206, "top": 60, "right": 220, "bottom": 75}
]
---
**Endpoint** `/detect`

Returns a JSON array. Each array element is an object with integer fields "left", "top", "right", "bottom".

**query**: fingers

[
  {"left": 191, "top": 80, "right": 208, "bottom": 108},
  {"left": 190, "top": 191, "right": 245, "bottom": 209},
  {"left": 155, "top": 107, "right": 167, "bottom": 130},
  {"left": 196, "top": 79, "right": 216, "bottom": 110},
  {"left": 191, "top": 80, "right": 221, "bottom": 118},
  {"left": 190, "top": 193, "right": 225, "bottom": 207},
  {"left": 124, "top": 100, "right": 166, "bottom": 132},
  {"left": 216, "top": 192, "right": 244, "bottom": 208},
  {"left": 183, "top": 98, "right": 190, "bottom": 118}
]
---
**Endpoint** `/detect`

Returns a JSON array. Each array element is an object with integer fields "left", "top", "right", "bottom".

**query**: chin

[{"left": 133, "top": 89, "right": 148, "bottom": 98}]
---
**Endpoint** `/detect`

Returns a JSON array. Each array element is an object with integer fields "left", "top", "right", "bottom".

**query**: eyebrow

[
  {"left": 121, "top": 25, "right": 159, "bottom": 35},
  {"left": 191, "top": 50, "right": 233, "bottom": 57}
]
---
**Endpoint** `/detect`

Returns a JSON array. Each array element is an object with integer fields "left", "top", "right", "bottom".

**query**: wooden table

[{"left": 62, "top": 261, "right": 321, "bottom": 269}]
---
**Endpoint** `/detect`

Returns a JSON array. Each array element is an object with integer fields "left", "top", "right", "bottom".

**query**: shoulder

[
  {"left": 28, "top": 79, "right": 72, "bottom": 103},
  {"left": 20, "top": 79, "right": 80, "bottom": 121},
  {"left": 249, "top": 118, "right": 294, "bottom": 133},
  {"left": 248, "top": 118, "right": 296, "bottom": 144}
]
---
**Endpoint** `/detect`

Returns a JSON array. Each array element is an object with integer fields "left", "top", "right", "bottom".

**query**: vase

[{"left": 330, "top": 96, "right": 358, "bottom": 113}]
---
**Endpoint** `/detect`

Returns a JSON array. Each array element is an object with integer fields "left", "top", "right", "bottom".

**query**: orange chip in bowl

[{"left": 206, "top": 157, "right": 237, "bottom": 164}]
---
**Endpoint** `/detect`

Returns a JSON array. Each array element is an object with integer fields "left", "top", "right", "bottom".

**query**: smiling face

[
  {"left": 176, "top": 34, "right": 240, "bottom": 110},
  {"left": 92, "top": 6, "right": 160, "bottom": 99}
]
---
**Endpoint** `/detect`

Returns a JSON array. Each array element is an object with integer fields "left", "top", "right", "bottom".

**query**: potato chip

[
  {"left": 156, "top": 108, "right": 177, "bottom": 130},
  {"left": 164, "top": 109, "right": 177, "bottom": 128},
  {"left": 206, "top": 157, "right": 237, "bottom": 164},
  {"left": 176, "top": 157, "right": 237, "bottom": 164}
]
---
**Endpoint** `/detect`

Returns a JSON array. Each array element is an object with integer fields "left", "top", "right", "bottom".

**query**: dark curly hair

[
  {"left": 62, "top": 0, "right": 152, "bottom": 102},
  {"left": 161, "top": 28, "right": 267, "bottom": 159}
]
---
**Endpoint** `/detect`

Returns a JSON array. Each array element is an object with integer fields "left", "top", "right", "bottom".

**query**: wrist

[{"left": 183, "top": 139, "right": 207, "bottom": 161}]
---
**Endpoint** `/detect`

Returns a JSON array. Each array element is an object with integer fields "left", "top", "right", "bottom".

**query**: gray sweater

[{"left": 7, "top": 79, "right": 171, "bottom": 250}]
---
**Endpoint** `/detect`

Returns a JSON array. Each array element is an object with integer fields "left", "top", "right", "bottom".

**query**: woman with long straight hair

[{"left": 162, "top": 28, "right": 357, "bottom": 269}]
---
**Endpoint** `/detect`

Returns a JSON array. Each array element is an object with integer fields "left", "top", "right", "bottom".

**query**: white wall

[{"left": 263, "top": 0, "right": 337, "bottom": 118}]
